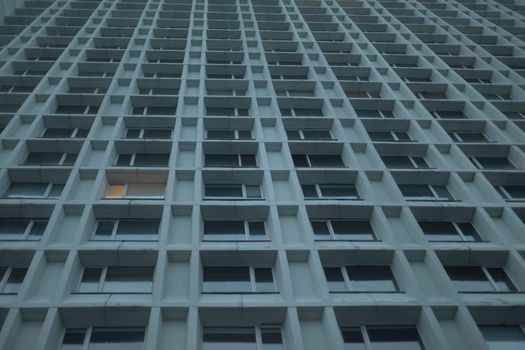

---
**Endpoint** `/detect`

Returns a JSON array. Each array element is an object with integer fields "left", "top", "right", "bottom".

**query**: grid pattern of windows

[{"left": 0, "top": 0, "right": 524, "bottom": 348}]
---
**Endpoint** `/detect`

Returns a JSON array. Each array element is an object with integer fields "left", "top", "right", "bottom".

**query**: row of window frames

[
  {"left": 6, "top": 181, "right": 525, "bottom": 203},
  {"left": 325, "top": 265, "right": 518, "bottom": 293},
  {"left": 29, "top": 127, "right": 491, "bottom": 145},
  {"left": 21, "top": 151, "right": 518, "bottom": 173},
  {"left": 77, "top": 265, "right": 275, "bottom": 294},
  {"left": 0, "top": 218, "right": 485, "bottom": 244},
  {"left": 60, "top": 326, "right": 284, "bottom": 350},
  {"left": 56, "top": 324, "right": 525, "bottom": 350}
]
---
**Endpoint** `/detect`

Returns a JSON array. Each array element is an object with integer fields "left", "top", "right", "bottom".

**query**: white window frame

[
  {"left": 77, "top": 266, "right": 154, "bottom": 294},
  {"left": 341, "top": 326, "right": 424, "bottom": 350},
  {"left": 202, "top": 266, "right": 275, "bottom": 293},
  {"left": 311, "top": 220, "right": 376, "bottom": 241},
  {"left": 40, "top": 127, "right": 85, "bottom": 138},
  {"left": 203, "top": 220, "right": 267, "bottom": 241},
  {"left": 92, "top": 219, "right": 159, "bottom": 241},
  {"left": 303, "top": 184, "right": 360, "bottom": 200},
  {"left": 104, "top": 183, "right": 165, "bottom": 200},
  {"left": 0, "top": 219, "right": 47, "bottom": 241},
  {"left": 327, "top": 266, "right": 399, "bottom": 293},
  {"left": 202, "top": 325, "right": 284, "bottom": 349},
  {"left": 6, "top": 182, "right": 62, "bottom": 199},
  {"left": 287, "top": 129, "right": 333, "bottom": 140},
  {"left": 60, "top": 327, "right": 146, "bottom": 350},
  {"left": 124, "top": 127, "right": 172, "bottom": 139},
  {"left": 204, "top": 184, "right": 262, "bottom": 200},
  {"left": 401, "top": 184, "right": 453, "bottom": 201}
]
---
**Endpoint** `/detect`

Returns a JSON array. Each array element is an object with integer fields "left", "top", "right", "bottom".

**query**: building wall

[{"left": 0, "top": 0, "right": 524, "bottom": 348}]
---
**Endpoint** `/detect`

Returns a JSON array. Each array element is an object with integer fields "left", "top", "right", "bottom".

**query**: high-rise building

[{"left": 0, "top": 0, "right": 524, "bottom": 348}]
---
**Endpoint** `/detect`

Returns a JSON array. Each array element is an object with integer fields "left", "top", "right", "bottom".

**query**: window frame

[
  {"left": 124, "top": 127, "right": 173, "bottom": 139},
  {"left": 446, "top": 266, "right": 518, "bottom": 293},
  {"left": 60, "top": 326, "right": 146, "bottom": 350},
  {"left": 105, "top": 183, "right": 165, "bottom": 200},
  {"left": 205, "top": 128, "right": 253, "bottom": 140},
  {"left": 325, "top": 265, "right": 400, "bottom": 293},
  {"left": 92, "top": 219, "right": 159, "bottom": 241},
  {"left": 204, "top": 184, "right": 262, "bottom": 200},
  {"left": 204, "top": 153, "right": 257, "bottom": 168},
  {"left": 399, "top": 184, "right": 455, "bottom": 201},
  {"left": 40, "top": 127, "right": 88, "bottom": 138},
  {"left": 203, "top": 220, "right": 267, "bottom": 241},
  {"left": 77, "top": 265, "right": 154, "bottom": 294},
  {"left": 302, "top": 184, "right": 360, "bottom": 200},
  {"left": 381, "top": 155, "right": 430, "bottom": 169},
  {"left": 24, "top": 152, "right": 77, "bottom": 166},
  {"left": 115, "top": 153, "right": 170, "bottom": 167},
  {"left": 0, "top": 267, "right": 28, "bottom": 294},
  {"left": 202, "top": 325, "right": 284, "bottom": 349},
  {"left": 286, "top": 129, "right": 333, "bottom": 140},
  {"left": 5, "top": 182, "right": 64, "bottom": 199},
  {"left": 419, "top": 221, "right": 482, "bottom": 242},
  {"left": 341, "top": 325, "right": 426, "bottom": 350},
  {"left": 0, "top": 218, "right": 48, "bottom": 241},
  {"left": 202, "top": 265, "right": 276, "bottom": 294},
  {"left": 496, "top": 185, "right": 525, "bottom": 201},
  {"left": 310, "top": 219, "right": 377, "bottom": 241}
]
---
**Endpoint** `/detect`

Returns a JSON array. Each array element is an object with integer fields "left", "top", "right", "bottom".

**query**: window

[
  {"left": 116, "top": 153, "right": 170, "bottom": 167},
  {"left": 355, "top": 109, "right": 395, "bottom": 119},
  {"left": 78, "top": 266, "right": 154, "bottom": 293},
  {"left": 93, "top": 219, "right": 159, "bottom": 241},
  {"left": 203, "top": 266, "right": 275, "bottom": 293},
  {"left": 5, "top": 182, "right": 64, "bottom": 199},
  {"left": 55, "top": 104, "right": 99, "bottom": 114},
  {"left": 41, "top": 127, "right": 89, "bottom": 138},
  {"left": 204, "top": 184, "right": 262, "bottom": 199},
  {"left": 341, "top": 326, "right": 426, "bottom": 350},
  {"left": 131, "top": 106, "right": 176, "bottom": 116},
  {"left": 381, "top": 156, "right": 430, "bottom": 169},
  {"left": 496, "top": 185, "right": 525, "bottom": 201},
  {"left": 324, "top": 266, "right": 399, "bottom": 292},
  {"left": 280, "top": 107, "right": 323, "bottom": 117},
  {"left": 0, "top": 267, "right": 27, "bottom": 294},
  {"left": 432, "top": 110, "right": 466, "bottom": 119},
  {"left": 23, "top": 152, "right": 77, "bottom": 166},
  {"left": 204, "top": 154, "right": 257, "bottom": 168},
  {"left": 206, "top": 107, "right": 249, "bottom": 117},
  {"left": 286, "top": 129, "right": 333, "bottom": 140},
  {"left": 479, "top": 325, "right": 525, "bottom": 350},
  {"left": 203, "top": 221, "right": 266, "bottom": 241},
  {"left": 448, "top": 131, "right": 489, "bottom": 143},
  {"left": 124, "top": 128, "right": 172, "bottom": 139},
  {"left": 311, "top": 220, "right": 376, "bottom": 241},
  {"left": 469, "top": 157, "right": 516, "bottom": 170},
  {"left": 292, "top": 154, "right": 345, "bottom": 168},
  {"left": 398, "top": 184, "right": 454, "bottom": 201},
  {"left": 206, "top": 129, "right": 252, "bottom": 140},
  {"left": 445, "top": 266, "right": 517, "bottom": 293},
  {"left": 0, "top": 219, "right": 47, "bottom": 241},
  {"left": 419, "top": 222, "right": 481, "bottom": 242},
  {"left": 302, "top": 184, "right": 359, "bottom": 200},
  {"left": 368, "top": 131, "right": 412, "bottom": 142},
  {"left": 105, "top": 184, "right": 165, "bottom": 200},
  {"left": 60, "top": 327, "right": 145, "bottom": 350},
  {"left": 202, "top": 326, "right": 283, "bottom": 350}
]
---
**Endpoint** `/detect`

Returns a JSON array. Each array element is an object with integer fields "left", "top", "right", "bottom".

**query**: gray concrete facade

[{"left": 0, "top": 0, "right": 524, "bottom": 348}]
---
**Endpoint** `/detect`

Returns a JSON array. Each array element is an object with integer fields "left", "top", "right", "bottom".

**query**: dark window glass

[
  {"left": 367, "top": 327, "right": 425, "bottom": 350},
  {"left": 60, "top": 329, "right": 86, "bottom": 350},
  {"left": 346, "top": 266, "right": 398, "bottom": 292},
  {"left": 324, "top": 267, "right": 347, "bottom": 292},
  {"left": 202, "top": 327, "right": 257, "bottom": 350},
  {"left": 332, "top": 221, "right": 375, "bottom": 241},
  {"left": 341, "top": 328, "right": 367, "bottom": 350},
  {"left": 203, "top": 266, "right": 251, "bottom": 293},
  {"left": 89, "top": 327, "right": 145, "bottom": 350},
  {"left": 445, "top": 266, "right": 494, "bottom": 292}
]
